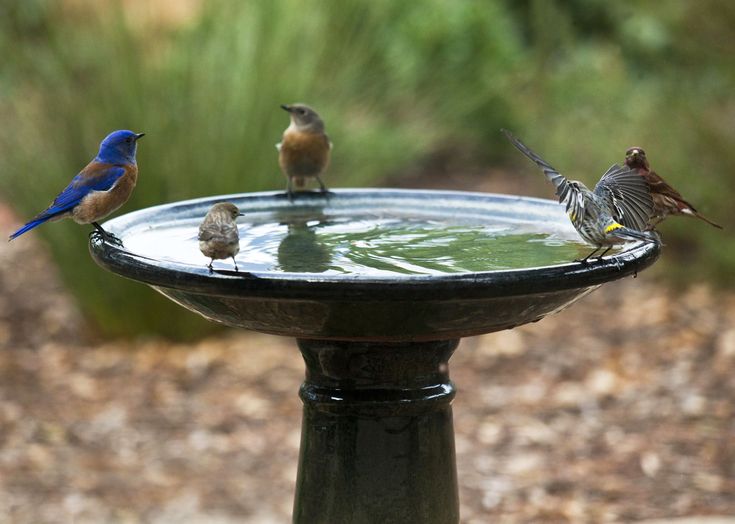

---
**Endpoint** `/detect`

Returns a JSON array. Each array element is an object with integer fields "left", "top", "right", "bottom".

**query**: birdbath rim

[{"left": 89, "top": 188, "right": 659, "bottom": 299}]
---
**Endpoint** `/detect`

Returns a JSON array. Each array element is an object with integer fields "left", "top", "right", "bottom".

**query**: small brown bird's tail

[
  {"left": 293, "top": 176, "right": 306, "bottom": 189},
  {"left": 692, "top": 210, "right": 723, "bottom": 229}
]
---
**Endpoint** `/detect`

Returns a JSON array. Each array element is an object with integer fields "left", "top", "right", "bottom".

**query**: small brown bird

[
  {"left": 625, "top": 147, "right": 722, "bottom": 229},
  {"left": 277, "top": 103, "right": 331, "bottom": 201},
  {"left": 198, "top": 202, "right": 242, "bottom": 272}
]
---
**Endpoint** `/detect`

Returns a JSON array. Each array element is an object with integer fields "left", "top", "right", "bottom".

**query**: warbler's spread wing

[
  {"left": 36, "top": 163, "right": 125, "bottom": 219},
  {"left": 594, "top": 164, "right": 654, "bottom": 231},
  {"left": 502, "top": 129, "right": 587, "bottom": 220}
]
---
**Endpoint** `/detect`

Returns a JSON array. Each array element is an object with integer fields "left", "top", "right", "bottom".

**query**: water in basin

[{"left": 121, "top": 207, "right": 596, "bottom": 275}]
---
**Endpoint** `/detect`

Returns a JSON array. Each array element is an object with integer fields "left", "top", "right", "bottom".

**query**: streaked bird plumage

[
  {"left": 503, "top": 130, "right": 658, "bottom": 262},
  {"left": 277, "top": 103, "right": 331, "bottom": 201},
  {"left": 8, "top": 130, "right": 144, "bottom": 246},
  {"left": 624, "top": 147, "right": 722, "bottom": 229},
  {"left": 198, "top": 202, "right": 241, "bottom": 271}
]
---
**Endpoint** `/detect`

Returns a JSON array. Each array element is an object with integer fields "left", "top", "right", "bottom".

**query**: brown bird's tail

[
  {"left": 293, "top": 176, "right": 306, "bottom": 189},
  {"left": 690, "top": 210, "right": 723, "bottom": 229}
]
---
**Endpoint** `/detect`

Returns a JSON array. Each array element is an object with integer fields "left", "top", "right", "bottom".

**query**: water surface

[{"left": 123, "top": 210, "right": 595, "bottom": 275}]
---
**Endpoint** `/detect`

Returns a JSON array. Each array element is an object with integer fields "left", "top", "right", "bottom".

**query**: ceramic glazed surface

[{"left": 89, "top": 189, "right": 660, "bottom": 340}]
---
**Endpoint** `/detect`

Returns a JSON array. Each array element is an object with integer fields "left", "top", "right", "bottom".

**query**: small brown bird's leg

[
  {"left": 316, "top": 176, "right": 331, "bottom": 199},
  {"left": 208, "top": 260, "right": 214, "bottom": 273},
  {"left": 286, "top": 177, "right": 294, "bottom": 202},
  {"left": 645, "top": 217, "right": 664, "bottom": 231},
  {"left": 91, "top": 221, "right": 123, "bottom": 247},
  {"left": 232, "top": 257, "right": 239, "bottom": 272}
]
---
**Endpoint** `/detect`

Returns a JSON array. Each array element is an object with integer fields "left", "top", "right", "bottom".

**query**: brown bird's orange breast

[{"left": 279, "top": 130, "right": 331, "bottom": 178}]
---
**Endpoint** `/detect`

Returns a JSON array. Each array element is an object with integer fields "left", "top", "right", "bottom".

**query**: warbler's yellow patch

[
  {"left": 569, "top": 211, "right": 576, "bottom": 221},
  {"left": 605, "top": 223, "right": 623, "bottom": 233}
]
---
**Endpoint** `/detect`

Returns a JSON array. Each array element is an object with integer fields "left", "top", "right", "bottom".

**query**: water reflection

[{"left": 277, "top": 219, "right": 333, "bottom": 273}]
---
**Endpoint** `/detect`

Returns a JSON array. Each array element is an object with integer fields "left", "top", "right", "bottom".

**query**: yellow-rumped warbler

[
  {"left": 624, "top": 147, "right": 722, "bottom": 229},
  {"left": 277, "top": 104, "right": 332, "bottom": 201},
  {"left": 503, "top": 130, "right": 658, "bottom": 263},
  {"left": 198, "top": 202, "right": 242, "bottom": 272}
]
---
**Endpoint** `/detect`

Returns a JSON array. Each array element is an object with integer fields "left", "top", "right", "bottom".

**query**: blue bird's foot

[
  {"left": 90, "top": 229, "right": 124, "bottom": 247},
  {"left": 104, "top": 232, "right": 124, "bottom": 247},
  {"left": 91, "top": 222, "right": 124, "bottom": 247}
]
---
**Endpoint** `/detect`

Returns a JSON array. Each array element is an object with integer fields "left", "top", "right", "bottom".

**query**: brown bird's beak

[
  {"left": 237, "top": 213, "right": 245, "bottom": 217},
  {"left": 135, "top": 133, "right": 145, "bottom": 141},
  {"left": 280, "top": 104, "right": 293, "bottom": 113}
]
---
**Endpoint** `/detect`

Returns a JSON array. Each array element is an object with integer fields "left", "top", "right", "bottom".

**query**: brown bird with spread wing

[{"left": 625, "top": 147, "right": 722, "bottom": 229}]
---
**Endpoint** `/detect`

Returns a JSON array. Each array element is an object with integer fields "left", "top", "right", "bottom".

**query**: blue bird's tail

[{"left": 8, "top": 216, "right": 52, "bottom": 241}]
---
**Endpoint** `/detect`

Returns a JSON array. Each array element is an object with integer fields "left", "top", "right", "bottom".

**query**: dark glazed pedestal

[
  {"left": 89, "top": 189, "right": 661, "bottom": 523},
  {"left": 294, "top": 339, "right": 459, "bottom": 524}
]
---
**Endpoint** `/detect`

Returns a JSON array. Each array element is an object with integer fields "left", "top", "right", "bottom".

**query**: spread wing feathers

[
  {"left": 559, "top": 180, "right": 589, "bottom": 222},
  {"left": 502, "top": 129, "right": 585, "bottom": 215},
  {"left": 594, "top": 164, "right": 654, "bottom": 231},
  {"left": 37, "top": 164, "right": 126, "bottom": 220},
  {"left": 198, "top": 221, "right": 239, "bottom": 244}
]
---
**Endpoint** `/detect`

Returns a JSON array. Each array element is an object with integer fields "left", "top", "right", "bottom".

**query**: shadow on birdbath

[{"left": 90, "top": 189, "right": 660, "bottom": 524}]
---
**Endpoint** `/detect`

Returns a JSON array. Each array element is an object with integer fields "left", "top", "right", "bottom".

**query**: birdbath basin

[{"left": 89, "top": 188, "right": 660, "bottom": 523}]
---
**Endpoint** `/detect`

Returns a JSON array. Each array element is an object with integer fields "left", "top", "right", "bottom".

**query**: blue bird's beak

[{"left": 135, "top": 133, "right": 145, "bottom": 141}]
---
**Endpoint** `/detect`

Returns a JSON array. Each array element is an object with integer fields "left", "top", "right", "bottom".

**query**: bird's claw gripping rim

[{"left": 90, "top": 229, "right": 124, "bottom": 247}]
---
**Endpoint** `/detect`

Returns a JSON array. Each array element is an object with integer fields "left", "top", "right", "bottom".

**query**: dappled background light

[{"left": 0, "top": 0, "right": 732, "bottom": 336}]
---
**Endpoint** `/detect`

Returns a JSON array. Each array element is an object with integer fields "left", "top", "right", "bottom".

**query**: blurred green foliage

[{"left": 0, "top": 0, "right": 732, "bottom": 338}]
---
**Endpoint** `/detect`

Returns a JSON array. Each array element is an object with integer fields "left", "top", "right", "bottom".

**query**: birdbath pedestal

[{"left": 89, "top": 189, "right": 660, "bottom": 524}]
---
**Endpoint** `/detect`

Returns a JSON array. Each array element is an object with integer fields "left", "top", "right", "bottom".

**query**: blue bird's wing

[
  {"left": 37, "top": 163, "right": 126, "bottom": 219},
  {"left": 9, "top": 162, "right": 126, "bottom": 241}
]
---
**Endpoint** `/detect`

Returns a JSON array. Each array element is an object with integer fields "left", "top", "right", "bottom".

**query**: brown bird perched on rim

[
  {"left": 277, "top": 103, "right": 331, "bottom": 201},
  {"left": 198, "top": 202, "right": 242, "bottom": 272},
  {"left": 625, "top": 147, "right": 722, "bottom": 229}
]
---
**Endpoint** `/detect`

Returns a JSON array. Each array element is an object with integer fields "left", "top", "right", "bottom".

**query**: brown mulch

[{"left": 1, "top": 202, "right": 734, "bottom": 524}]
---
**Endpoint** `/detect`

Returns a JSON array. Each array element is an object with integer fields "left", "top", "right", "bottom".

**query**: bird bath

[{"left": 89, "top": 189, "right": 660, "bottom": 523}]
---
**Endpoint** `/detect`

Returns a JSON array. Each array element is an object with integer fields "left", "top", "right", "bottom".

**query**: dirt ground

[{"left": 0, "top": 199, "right": 733, "bottom": 524}]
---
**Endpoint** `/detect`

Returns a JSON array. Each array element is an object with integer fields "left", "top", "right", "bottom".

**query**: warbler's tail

[
  {"left": 612, "top": 225, "right": 659, "bottom": 244},
  {"left": 8, "top": 216, "right": 50, "bottom": 241}
]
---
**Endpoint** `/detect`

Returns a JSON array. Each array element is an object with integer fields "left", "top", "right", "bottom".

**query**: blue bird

[{"left": 8, "top": 130, "right": 144, "bottom": 246}]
